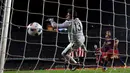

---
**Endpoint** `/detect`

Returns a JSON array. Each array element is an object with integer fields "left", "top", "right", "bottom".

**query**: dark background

[{"left": 1, "top": 0, "right": 130, "bottom": 69}]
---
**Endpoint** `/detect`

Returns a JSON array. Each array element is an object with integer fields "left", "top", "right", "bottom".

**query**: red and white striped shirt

[{"left": 70, "top": 47, "right": 86, "bottom": 58}]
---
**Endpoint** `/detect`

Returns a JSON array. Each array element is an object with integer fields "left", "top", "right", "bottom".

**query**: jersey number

[{"left": 74, "top": 22, "right": 81, "bottom": 32}]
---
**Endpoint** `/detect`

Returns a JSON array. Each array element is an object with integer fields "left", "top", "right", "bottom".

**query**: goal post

[{"left": 0, "top": 0, "right": 12, "bottom": 73}]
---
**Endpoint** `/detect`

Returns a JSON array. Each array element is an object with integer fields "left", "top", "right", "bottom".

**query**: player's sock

[
  {"left": 104, "top": 61, "right": 108, "bottom": 67},
  {"left": 79, "top": 57, "right": 83, "bottom": 64},
  {"left": 112, "top": 61, "right": 117, "bottom": 70},
  {"left": 100, "top": 59, "right": 104, "bottom": 67},
  {"left": 119, "top": 57, "right": 126, "bottom": 67},
  {"left": 64, "top": 62, "right": 68, "bottom": 69},
  {"left": 102, "top": 61, "right": 108, "bottom": 70},
  {"left": 113, "top": 61, "right": 115, "bottom": 67},
  {"left": 119, "top": 57, "right": 124, "bottom": 64}
]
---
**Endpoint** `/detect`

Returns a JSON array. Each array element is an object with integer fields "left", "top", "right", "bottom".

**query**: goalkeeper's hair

[{"left": 67, "top": 8, "right": 77, "bottom": 18}]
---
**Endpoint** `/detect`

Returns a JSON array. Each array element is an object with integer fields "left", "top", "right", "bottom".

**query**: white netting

[{"left": 0, "top": 0, "right": 130, "bottom": 73}]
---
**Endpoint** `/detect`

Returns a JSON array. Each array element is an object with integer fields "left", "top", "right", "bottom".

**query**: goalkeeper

[{"left": 48, "top": 9, "right": 87, "bottom": 71}]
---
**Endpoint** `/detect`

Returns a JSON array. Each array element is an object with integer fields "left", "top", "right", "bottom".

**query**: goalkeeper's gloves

[
  {"left": 46, "top": 18, "right": 54, "bottom": 22},
  {"left": 46, "top": 18, "right": 56, "bottom": 27}
]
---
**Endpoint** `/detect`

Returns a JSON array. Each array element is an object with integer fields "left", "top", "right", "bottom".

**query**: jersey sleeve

[{"left": 50, "top": 20, "right": 71, "bottom": 28}]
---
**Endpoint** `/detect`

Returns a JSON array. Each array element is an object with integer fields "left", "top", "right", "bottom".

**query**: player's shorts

[
  {"left": 101, "top": 49, "right": 119, "bottom": 59},
  {"left": 107, "top": 49, "right": 119, "bottom": 59},
  {"left": 101, "top": 52, "right": 107, "bottom": 58},
  {"left": 107, "top": 49, "right": 119, "bottom": 55}
]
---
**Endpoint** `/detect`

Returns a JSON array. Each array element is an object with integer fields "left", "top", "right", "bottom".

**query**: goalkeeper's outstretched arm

[{"left": 48, "top": 18, "right": 71, "bottom": 28}]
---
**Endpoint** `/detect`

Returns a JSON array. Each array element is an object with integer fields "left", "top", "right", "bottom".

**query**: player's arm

[
  {"left": 115, "top": 39, "right": 119, "bottom": 45},
  {"left": 100, "top": 42, "right": 106, "bottom": 52},
  {"left": 114, "top": 39, "right": 119, "bottom": 50},
  {"left": 102, "top": 42, "right": 106, "bottom": 48},
  {"left": 48, "top": 18, "right": 71, "bottom": 28}
]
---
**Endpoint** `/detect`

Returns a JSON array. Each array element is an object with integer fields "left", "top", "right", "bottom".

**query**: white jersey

[{"left": 51, "top": 18, "right": 84, "bottom": 42}]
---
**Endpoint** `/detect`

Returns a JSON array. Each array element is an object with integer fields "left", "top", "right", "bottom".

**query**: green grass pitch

[{"left": 4, "top": 68, "right": 130, "bottom": 73}]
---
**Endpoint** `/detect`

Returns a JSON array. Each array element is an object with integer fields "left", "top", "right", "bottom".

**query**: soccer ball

[{"left": 27, "top": 22, "right": 42, "bottom": 36}]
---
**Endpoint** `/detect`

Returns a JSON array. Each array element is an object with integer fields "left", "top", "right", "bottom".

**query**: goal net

[{"left": 0, "top": 0, "right": 130, "bottom": 73}]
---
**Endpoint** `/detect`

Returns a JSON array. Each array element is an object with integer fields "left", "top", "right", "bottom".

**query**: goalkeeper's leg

[
  {"left": 61, "top": 43, "right": 77, "bottom": 64},
  {"left": 61, "top": 43, "right": 78, "bottom": 71},
  {"left": 81, "top": 44, "right": 87, "bottom": 52},
  {"left": 79, "top": 36, "right": 87, "bottom": 53}
]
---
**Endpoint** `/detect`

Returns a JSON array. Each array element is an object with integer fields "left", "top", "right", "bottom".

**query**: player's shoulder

[
  {"left": 74, "top": 18, "right": 81, "bottom": 22},
  {"left": 75, "top": 18, "right": 80, "bottom": 20}
]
